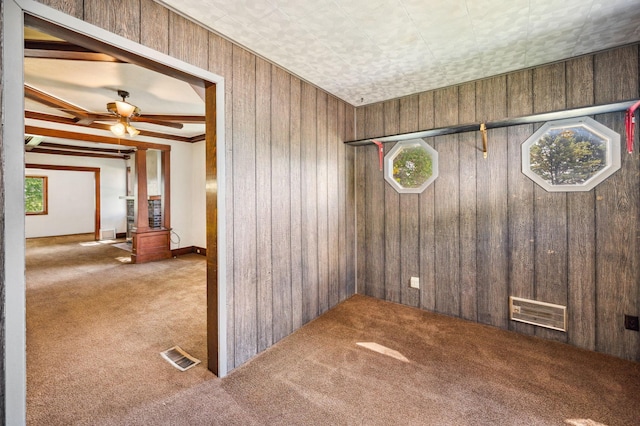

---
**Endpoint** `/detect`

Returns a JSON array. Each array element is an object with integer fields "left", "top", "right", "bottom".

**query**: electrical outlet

[
  {"left": 624, "top": 315, "right": 639, "bottom": 331},
  {"left": 410, "top": 277, "right": 420, "bottom": 289}
]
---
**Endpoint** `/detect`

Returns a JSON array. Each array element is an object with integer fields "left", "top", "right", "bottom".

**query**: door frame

[{"left": 2, "top": 1, "right": 227, "bottom": 423}]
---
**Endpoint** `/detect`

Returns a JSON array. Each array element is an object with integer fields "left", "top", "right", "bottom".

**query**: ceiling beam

[
  {"left": 37, "top": 141, "right": 135, "bottom": 155},
  {"left": 28, "top": 147, "right": 129, "bottom": 160},
  {"left": 25, "top": 40, "right": 121, "bottom": 62},
  {"left": 24, "top": 84, "right": 94, "bottom": 123},
  {"left": 25, "top": 111, "right": 195, "bottom": 143},
  {"left": 25, "top": 126, "right": 171, "bottom": 151}
]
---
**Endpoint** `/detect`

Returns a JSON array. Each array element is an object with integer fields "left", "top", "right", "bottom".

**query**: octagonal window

[
  {"left": 384, "top": 139, "right": 438, "bottom": 193},
  {"left": 521, "top": 117, "right": 620, "bottom": 192}
]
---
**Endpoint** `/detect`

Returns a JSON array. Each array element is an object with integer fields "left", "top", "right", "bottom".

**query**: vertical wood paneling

[
  {"left": 208, "top": 33, "right": 235, "bottom": 370},
  {"left": 168, "top": 12, "right": 208, "bottom": 69},
  {"left": 271, "top": 66, "right": 292, "bottom": 343},
  {"left": 345, "top": 105, "right": 357, "bottom": 297},
  {"left": 384, "top": 100, "right": 401, "bottom": 303},
  {"left": 140, "top": 0, "right": 169, "bottom": 54},
  {"left": 434, "top": 87, "right": 460, "bottom": 316},
  {"left": 255, "top": 58, "right": 272, "bottom": 352},
  {"left": 355, "top": 108, "right": 366, "bottom": 295},
  {"left": 566, "top": 55, "right": 596, "bottom": 351},
  {"left": 327, "top": 96, "right": 340, "bottom": 308},
  {"left": 399, "top": 95, "right": 420, "bottom": 308},
  {"left": 353, "top": 43, "right": 640, "bottom": 362},
  {"left": 364, "top": 104, "right": 385, "bottom": 299},
  {"left": 289, "top": 77, "right": 303, "bottom": 330},
  {"left": 85, "top": 0, "right": 140, "bottom": 41},
  {"left": 476, "top": 76, "right": 509, "bottom": 329},
  {"left": 458, "top": 83, "right": 477, "bottom": 321},
  {"left": 337, "top": 101, "right": 348, "bottom": 303},
  {"left": 301, "top": 82, "right": 318, "bottom": 323},
  {"left": 316, "top": 91, "right": 329, "bottom": 314},
  {"left": 38, "top": 0, "right": 83, "bottom": 18},
  {"left": 506, "top": 70, "right": 535, "bottom": 336},
  {"left": 16, "top": 0, "right": 357, "bottom": 382},
  {"left": 594, "top": 46, "right": 640, "bottom": 360},
  {"left": 418, "top": 92, "right": 436, "bottom": 311},
  {"left": 532, "top": 64, "right": 568, "bottom": 342},
  {"left": 232, "top": 46, "right": 257, "bottom": 366}
]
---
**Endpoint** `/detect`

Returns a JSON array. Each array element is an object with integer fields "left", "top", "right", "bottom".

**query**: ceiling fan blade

[
  {"left": 24, "top": 84, "right": 96, "bottom": 125},
  {"left": 138, "top": 114, "right": 205, "bottom": 124},
  {"left": 131, "top": 116, "right": 184, "bottom": 129}
]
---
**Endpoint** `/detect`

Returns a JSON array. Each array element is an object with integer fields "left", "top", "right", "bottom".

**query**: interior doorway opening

[{"left": 3, "top": 1, "right": 227, "bottom": 423}]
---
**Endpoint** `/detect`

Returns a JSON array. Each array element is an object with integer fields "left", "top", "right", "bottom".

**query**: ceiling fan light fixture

[
  {"left": 110, "top": 121, "right": 126, "bottom": 137},
  {"left": 126, "top": 124, "right": 140, "bottom": 137},
  {"left": 107, "top": 100, "right": 139, "bottom": 118}
]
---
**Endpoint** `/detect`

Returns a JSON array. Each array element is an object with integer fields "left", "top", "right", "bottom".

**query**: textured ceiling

[{"left": 157, "top": 0, "right": 640, "bottom": 105}]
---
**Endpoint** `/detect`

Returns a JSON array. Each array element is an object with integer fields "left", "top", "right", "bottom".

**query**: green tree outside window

[
  {"left": 529, "top": 127, "right": 606, "bottom": 185},
  {"left": 25, "top": 176, "right": 48, "bottom": 215}
]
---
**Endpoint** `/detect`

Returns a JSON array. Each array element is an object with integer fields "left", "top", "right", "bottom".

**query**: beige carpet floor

[{"left": 26, "top": 234, "right": 640, "bottom": 425}]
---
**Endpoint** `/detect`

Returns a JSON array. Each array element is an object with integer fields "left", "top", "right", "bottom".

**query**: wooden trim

[
  {"left": 134, "top": 148, "right": 150, "bottom": 232},
  {"left": 162, "top": 150, "right": 171, "bottom": 229},
  {"left": 170, "top": 246, "right": 207, "bottom": 257},
  {"left": 25, "top": 164, "right": 101, "bottom": 240},
  {"left": 171, "top": 247, "right": 193, "bottom": 257},
  {"left": 25, "top": 126, "right": 173, "bottom": 150},
  {"left": 205, "top": 83, "right": 218, "bottom": 374}
]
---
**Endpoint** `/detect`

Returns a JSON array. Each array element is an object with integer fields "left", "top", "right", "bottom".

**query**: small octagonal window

[
  {"left": 521, "top": 117, "right": 620, "bottom": 192},
  {"left": 384, "top": 139, "right": 438, "bottom": 193}
]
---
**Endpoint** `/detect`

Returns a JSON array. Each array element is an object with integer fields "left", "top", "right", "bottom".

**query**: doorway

[{"left": 2, "top": 1, "right": 226, "bottom": 423}]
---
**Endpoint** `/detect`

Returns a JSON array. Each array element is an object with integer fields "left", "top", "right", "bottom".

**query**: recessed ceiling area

[{"left": 157, "top": 0, "right": 640, "bottom": 105}]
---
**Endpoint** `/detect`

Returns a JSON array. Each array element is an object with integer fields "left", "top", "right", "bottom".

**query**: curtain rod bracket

[
  {"left": 480, "top": 123, "right": 488, "bottom": 159},
  {"left": 372, "top": 139, "right": 384, "bottom": 171}
]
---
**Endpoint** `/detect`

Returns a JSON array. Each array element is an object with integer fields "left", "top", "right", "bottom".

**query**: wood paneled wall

[
  {"left": 30, "top": 0, "right": 356, "bottom": 372},
  {"left": 355, "top": 44, "right": 640, "bottom": 362}
]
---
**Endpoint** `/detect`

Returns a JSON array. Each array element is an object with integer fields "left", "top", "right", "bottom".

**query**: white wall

[
  {"left": 25, "top": 168, "right": 94, "bottom": 238},
  {"left": 190, "top": 141, "right": 206, "bottom": 249},
  {"left": 25, "top": 153, "right": 128, "bottom": 237},
  {"left": 166, "top": 140, "right": 206, "bottom": 250},
  {"left": 26, "top": 141, "right": 207, "bottom": 247}
]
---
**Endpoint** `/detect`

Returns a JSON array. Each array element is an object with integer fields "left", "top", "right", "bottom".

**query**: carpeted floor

[{"left": 26, "top": 234, "right": 640, "bottom": 425}]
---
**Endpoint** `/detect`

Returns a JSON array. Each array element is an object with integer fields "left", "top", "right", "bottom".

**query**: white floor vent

[
  {"left": 99, "top": 229, "right": 116, "bottom": 240},
  {"left": 160, "top": 346, "right": 201, "bottom": 371},
  {"left": 509, "top": 296, "right": 567, "bottom": 332}
]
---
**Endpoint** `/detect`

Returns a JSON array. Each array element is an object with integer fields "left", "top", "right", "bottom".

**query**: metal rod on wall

[{"left": 345, "top": 99, "right": 640, "bottom": 147}]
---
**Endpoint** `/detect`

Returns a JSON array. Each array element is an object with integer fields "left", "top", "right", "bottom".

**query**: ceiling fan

[
  {"left": 107, "top": 90, "right": 142, "bottom": 137},
  {"left": 24, "top": 84, "right": 204, "bottom": 140}
]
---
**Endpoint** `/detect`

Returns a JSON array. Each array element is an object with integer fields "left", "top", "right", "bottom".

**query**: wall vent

[
  {"left": 509, "top": 296, "right": 567, "bottom": 332},
  {"left": 99, "top": 229, "right": 116, "bottom": 240}
]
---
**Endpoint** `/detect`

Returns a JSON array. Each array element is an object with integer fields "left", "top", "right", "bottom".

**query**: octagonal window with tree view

[
  {"left": 384, "top": 138, "right": 438, "bottom": 193},
  {"left": 521, "top": 117, "right": 620, "bottom": 192}
]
